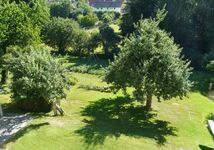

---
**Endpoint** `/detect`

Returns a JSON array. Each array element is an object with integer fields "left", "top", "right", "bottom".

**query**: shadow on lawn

[
  {"left": 1, "top": 102, "right": 24, "bottom": 114},
  {"left": 65, "top": 56, "right": 109, "bottom": 75},
  {"left": 75, "top": 96, "right": 177, "bottom": 147},
  {"left": 0, "top": 122, "right": 49, "bottom": 149},
  {"left": 199, "top": 145, "right": 214, "bottom": 150}
]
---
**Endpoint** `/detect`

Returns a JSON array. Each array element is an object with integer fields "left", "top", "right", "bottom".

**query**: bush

[{"left": 7, "top": 46, "right": 71, "bottom": 112}]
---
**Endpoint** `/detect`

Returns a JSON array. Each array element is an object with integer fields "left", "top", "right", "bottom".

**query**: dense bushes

[{"left": 7, "top": 46, "right": 71, "bottom": 112}]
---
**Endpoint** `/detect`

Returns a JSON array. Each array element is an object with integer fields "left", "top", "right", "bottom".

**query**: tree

[
  {"left": 105, "top": 10, "right": 192, "bottom": 109},
  {"left": 99, "top": 24, "right": 120, "bottom": 56},
  {"left": 86, "top": 32, "right": 101, "bottom": 55},
  {"left": 42, "top": 17, "right": 80, "bottom": 54},
  {"left": 77, "top": 13, "right": 99, "bottom": 28},
  {"left": 69, "top": 0, "right": 93, "bottom": 19},
  {"left": 121, "top": 0, "right": 214, "bottom": 69},
  {"left": 72, "top": 29, "right": 90, "bottom": 55},
  {"left": 7, "top": 46, "right": 71, "bottom": 113},
  {"left": 50, "top": 0, "right": 73, "bottom": 18},
  {"left": 0, "top": 2, "right": 41, "bottom": 84}
]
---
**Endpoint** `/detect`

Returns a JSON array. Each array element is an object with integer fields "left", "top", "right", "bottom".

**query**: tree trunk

[
  {"left": 146, "top": 94, "right": 152, "bottom": 110},
  {"left": 0, "top": 104, "right": 3, "bottom": 118},
  {"left": 58, "top": 46, "right": 65, "bottom": 55},
  {"left": 1, "top": 69, "right": 7, "bottom": 84},
  {"left": 53, "top": 102, "right": 65, "bottom": 116},
  {"left": 1, "top": 46, "right": 7, "bottom": 84},
  {"left": 103, "top": 42, "right": 109, "bottom": 56}
]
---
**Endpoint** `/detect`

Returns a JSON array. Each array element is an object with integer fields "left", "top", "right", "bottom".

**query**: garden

[{"left": 0, "top": 0, "right": 214, "bottom": 150}]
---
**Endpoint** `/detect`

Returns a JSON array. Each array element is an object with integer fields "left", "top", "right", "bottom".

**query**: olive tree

[{"left": 105, "top": 10, "right": 192, "bottom": 109}]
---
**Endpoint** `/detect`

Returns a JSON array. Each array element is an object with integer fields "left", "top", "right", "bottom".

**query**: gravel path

[{"left": 0, "top": 114, "right": 33, "bottom": 146}]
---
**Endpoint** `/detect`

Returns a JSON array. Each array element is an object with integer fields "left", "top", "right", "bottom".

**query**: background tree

[
  {"left": 72, "top": 29, "right": 90, "bottom": 55},
  {"left": 99, "top": 24, "right": 120, "bottom": 56},
  {"left": 42, "top": 17, "right": 79, "bottom": 54},
  {"left": 0, "top": 1, "right": 41, "bottom": 84},
  {"left": 77, "top": 13, "right": 99, "bottom": 28},
  {"left": 50, "top": 0, "right": 73, "bottom": 18},
  {"left": 105, "top": 10, "right": 192, "bottom": 109},
  {"left": 69, "top": 0, "right": 93, "bottom": 19},
  {"left": 86, "top": 32, "right": 101, "bottom": 55},
  {"left": 121, "top": 0, "right": 214, "bottom": 69}
]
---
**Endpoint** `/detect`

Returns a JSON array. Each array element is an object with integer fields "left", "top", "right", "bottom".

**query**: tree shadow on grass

[
  {"left": 199, "top": 145, "right": 214, "bottom": 150},
  {"left": 1, "top": 102, "right": 24, "bottom": 114},
  {"left": 65, "top": 56, "right": 109, "bottom": 75},
  {"left": 0, "top": 122, "right": 49, "bottom": 149},
  {"left": 75, "top": 96, "right": 177, "bottom": 148}
]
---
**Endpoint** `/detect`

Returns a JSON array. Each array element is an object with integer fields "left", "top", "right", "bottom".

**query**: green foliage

[
  {"left": 50, "top": 0, "right": 73, "bottom": 18},
  {"left": 96, "top": 11, "right": 121, "bottom": 23},
  {"left": 86, "top": 32, "right": 101, "bottom": 54},
  {"left": 69, "top": 0, "right": 93, "bottom": 19},
  {"left": 206, "top": 61, "right": 214, "bottom": 72},
  {"left": 0, "top": 1, "right": 46, "bottom": 83},
  {"left": 7, "top": 46, "right": 71, "bottom": 112},
  {"left": 121, "top": 0, "right": 214, "bottom": 69},
  {"left": 99, "top": 24, "right": 120, "bottom": 56},
  {"left": 72, "top": 29, "right": 90, "bottom": 55},
  {"left": 77, "top": 13, "right": 99, "bottom": 28},
  {"left": 42, "top": 17, "right": 80, "bottom": 54},
  {"left": 0, "top": 2, "right": 40, "bottom": 50},
  {"left": 105, "top": 10, "right": 192, "bottom": 109}
]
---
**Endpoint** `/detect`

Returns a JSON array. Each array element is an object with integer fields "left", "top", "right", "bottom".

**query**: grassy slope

[{"left": 0, "top": 57, "right": 214, "bottom": 150}]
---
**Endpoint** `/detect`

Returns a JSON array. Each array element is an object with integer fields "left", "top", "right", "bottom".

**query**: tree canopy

[
  {"left": 42, "top": 17, "right": 80, "bottom": 54},
  {"left": 105, "top": 10, "right": 192, "bottom": 109},
  {"left": 121, "top": 0, "right": 214, "bottom": 69}
]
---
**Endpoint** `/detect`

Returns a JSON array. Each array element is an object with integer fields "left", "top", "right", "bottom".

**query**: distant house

[{"left": 88, "top": 0, "right": 124, "bottom": 12}]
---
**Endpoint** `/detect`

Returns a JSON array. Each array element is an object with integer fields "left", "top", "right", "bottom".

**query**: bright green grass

[{"left": 0, "top": 59, "right": 214, "bottom": 150}]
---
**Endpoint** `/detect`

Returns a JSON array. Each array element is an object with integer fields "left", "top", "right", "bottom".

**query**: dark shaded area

[
  {"left": 206, "top": 113, "right": 214, "bottom": 139},
  {"left": 75, "top": 96, "right": 177, "bottom": 147},
  {"left": 0, "top": 114, "right": 33, "bottom": 146},
  {"left": 64, "top": 56, "right": 109, "bottom": 75},
  {"left": 207, "top": 113, "right": 214, "bottom": 121},
  {"left": 190, "top": 71, "right": 214, "bottom": 95},
  {"left": 1, "top": 102, "right": 24, "bottom": 114},
  {"left": 0, "top": 122, "right": 49, "bottom": 149},
  {"left": 66, "top": 56, "right": 109, "bottom": 68},
  {"left": 199, "top": 145, "right": 214, "bottom": 150}
]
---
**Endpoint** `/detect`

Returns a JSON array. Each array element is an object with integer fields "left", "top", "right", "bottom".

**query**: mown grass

[{"left": 0, "top": 57, "right": 214, "bottom": 150}]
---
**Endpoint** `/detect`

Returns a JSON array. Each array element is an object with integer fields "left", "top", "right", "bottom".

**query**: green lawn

[{"left": 1, "top": 57, "right": 214, "bottom": 150}]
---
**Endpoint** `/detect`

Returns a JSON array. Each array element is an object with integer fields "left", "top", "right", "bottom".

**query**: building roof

[{"left": 88, "top": 0, "right": 124, "bottom": 8}]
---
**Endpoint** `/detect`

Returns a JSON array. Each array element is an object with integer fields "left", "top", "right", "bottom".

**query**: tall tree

[
  {"left": 42, "top": 17, "right": 80, "bottom": 54},
  {"left": 105, "top": 10, "right": 192, "bottom": 109},
  {"left": 99, "top": 24, "right": 120, "bottom": 56},
  {"left": 50, "top": 0, "right": 73, "bottom": 18},
  {"left": 121, "top": 0, "right": 214, "bottom": 68},
  {"left": 0, "top": 2, "right": 41, "bottom": 84}
]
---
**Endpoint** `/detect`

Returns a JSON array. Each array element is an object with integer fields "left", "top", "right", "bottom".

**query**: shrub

[{"left": 7, "top": 46, "right": 71, "bottom": 112}]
